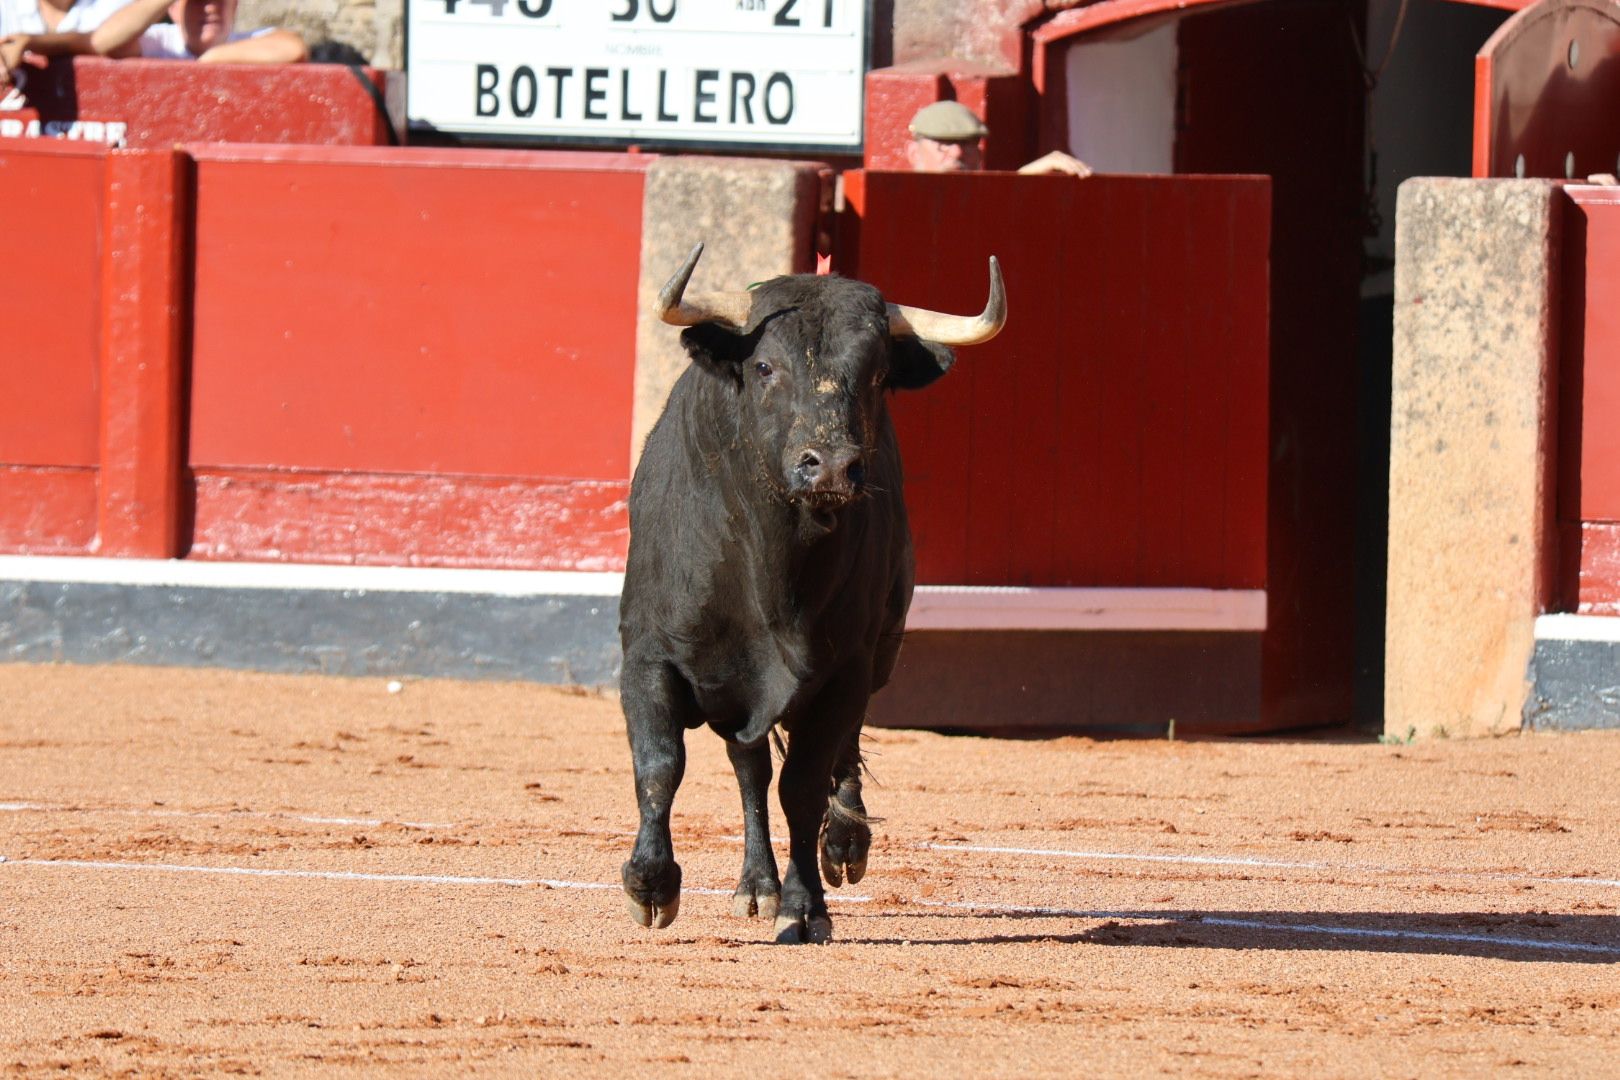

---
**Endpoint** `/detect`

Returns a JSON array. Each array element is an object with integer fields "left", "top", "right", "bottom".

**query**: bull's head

[{"left": 656, "top": 244, "right": 1006, "bottom": 526}]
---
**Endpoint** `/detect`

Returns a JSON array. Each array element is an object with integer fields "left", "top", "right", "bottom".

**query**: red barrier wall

[
  {"left": 840, "top": 170, "right": 1270, "bottom": 591},
  {"left": 184, "top": 146, "right": 649, "bottom": 570},
  {"left": 5, "top": 57, "right": 393, "bottom": 148},
  {"left": 1559, "top": 185, "right": 1620, "bottom": 611},
  {"left": 0, "top": 141, "right": 186, "bottom": 557}
]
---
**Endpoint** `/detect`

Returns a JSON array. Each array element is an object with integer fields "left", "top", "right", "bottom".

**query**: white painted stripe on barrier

[
  {"left": 1535, "top": 613, "right": 1620, "bottom": 644},
  {"left": 0, "top": 555, "right": 1264, "bottom": 631},
  {"left": 0, "top": 801, "right": 453, "bottom": 831},
  {"left": 4, "top": 857, "right": 1613, "bottom": 956},
  {"left": 923, "top": 842, "right": 1620, "bottom": 889},
  {"left": 0, "top": 555, "right": 624, "bottom": 597},
  {"left": 904, "top": 586, "right": 1268, "bottom": 632}
]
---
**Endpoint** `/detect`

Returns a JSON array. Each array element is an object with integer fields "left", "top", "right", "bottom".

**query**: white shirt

[
  {"left": 138, "top": 22, "right": 270, "bottom": 59},
  {"left": 0, "top": 0, "right": 128, "bottom": 34}
]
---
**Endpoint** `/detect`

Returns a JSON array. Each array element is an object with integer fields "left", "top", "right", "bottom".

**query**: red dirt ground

[{"left": 1, "top": 663, "right": 1616, "bottom": 1077}]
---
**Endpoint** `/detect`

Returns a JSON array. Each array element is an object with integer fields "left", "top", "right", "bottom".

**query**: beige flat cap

[{"left": 908, "top": 100, "right": 988, "bottom": 142}]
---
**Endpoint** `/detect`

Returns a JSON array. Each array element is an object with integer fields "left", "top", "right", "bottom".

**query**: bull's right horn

[
  {"left": 655, "top": 243, "right": 755, "bottom": 328},
  {"left": 887, "top": 256, "right": 1007, "bottom": 346}
]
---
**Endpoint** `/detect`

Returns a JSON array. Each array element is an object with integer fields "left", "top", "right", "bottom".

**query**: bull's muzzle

[{"left": 793, "top": 445, "right": 865, "bottom": 505}]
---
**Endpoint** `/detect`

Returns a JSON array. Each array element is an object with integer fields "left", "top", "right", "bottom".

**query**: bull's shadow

[{"left": 839, "top": 909, "right": 1620, "bottom": 964}]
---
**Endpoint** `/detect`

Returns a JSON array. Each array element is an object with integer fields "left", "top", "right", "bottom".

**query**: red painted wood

[
  {"left": 0, "top": 141, "right": 104, "bottom": 471},
  {"left": 188, "top": 470, "right": 628, "bottom": 571},
  {"left": 1473, "top": 0, "right": 1620, "bottom": 179},
  {"left": 1557, "top": 188, "right": 1620, "bottom": 609},
  {"left": 98, "top": 149, "right": 187, "bottom": 558},
  {"left": 1561, "top": 188, "right": 1620, "bottom": 523},
  {"left": 1560, "top": 521, "right": 1620, "bottom": 612},
  {"left": 0, "top": 467, "right": 98, "bottom": 555},
  {"left": 840, "top": 170, "right": 1270, "bottom": 591},
  {"left": 17, "top": 57, "right": 393, "bottom": 148},
  {"left": 187, "top": 149, "right": 647, "bottom": 484}
]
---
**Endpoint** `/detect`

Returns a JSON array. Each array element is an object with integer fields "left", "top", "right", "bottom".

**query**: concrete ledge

[
  {"left": 1385, "top": 179, "right": 1561, "bottom": 739},
  {"left": 1524, "top": 615, "right": 1620, "bottom": 730}
]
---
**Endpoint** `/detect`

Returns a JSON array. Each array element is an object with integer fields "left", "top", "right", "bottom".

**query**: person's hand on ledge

[{"left": 1017, "top": 150, "right": 1095, "bottom": 178}]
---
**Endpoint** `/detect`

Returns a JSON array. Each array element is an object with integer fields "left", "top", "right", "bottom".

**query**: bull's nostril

[
  {"left": 847, "top": 463, "right": 865, "bottom": 489},
  {"left": 799, "top": 450, "right": 822, "bottom": 470}
]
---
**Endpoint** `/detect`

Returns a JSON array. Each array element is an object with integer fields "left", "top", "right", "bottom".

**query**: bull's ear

[
  {"left": 887, "top": 338, "right": 955, "bottom": 391},
  {"left": 680, "top": 324, "right": 751, "bottom": 386}
]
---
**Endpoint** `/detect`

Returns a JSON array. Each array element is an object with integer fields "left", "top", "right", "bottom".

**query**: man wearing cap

[
  {"left": 905, "top": 99, "right": 1094, "bottom": 176},
  {"left": 905, "top": 100, "right": 987, "bottom": 173}
]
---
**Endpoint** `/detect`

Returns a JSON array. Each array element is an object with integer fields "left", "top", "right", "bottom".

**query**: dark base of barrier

[
  {"left": 0, "top": 571, "right": 622, "bottom": 688},
  {"left": 868, "top": 629, "right": 1266, "bottom": 738},
  {"left": 1525, "top": 618, "right": 1620, "bottom": 731}
]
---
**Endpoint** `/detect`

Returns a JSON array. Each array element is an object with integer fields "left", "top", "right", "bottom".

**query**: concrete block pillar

[
  {"left": 632, "top": 156, "right": 827, "bottom": 464},
  {"left": 1385, "top": 179, "right": 1561, "bottom": 739}
]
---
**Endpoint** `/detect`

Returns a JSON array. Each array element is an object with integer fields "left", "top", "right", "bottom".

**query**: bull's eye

[{"left": 754, "top": 362, "right": 773, "bottom": 380}]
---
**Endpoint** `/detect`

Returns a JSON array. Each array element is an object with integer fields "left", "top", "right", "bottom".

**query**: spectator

[
  {"left": 1, "top": 0, "right": 125, "bottom": 86},
  {"left": 904, "top": 100, "right": 1094, "bottom": 177},
  {"left": 93, "top": 0, "right": 306, "bottom": 62},
  {"left": 904, "top": 100, "right": 986, "bottom": 173},
  {"left": 3, "top": 0, "right": 304, "bottom": 78}
]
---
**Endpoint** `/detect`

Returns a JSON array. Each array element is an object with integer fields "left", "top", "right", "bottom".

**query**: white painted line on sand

[
  {"left": 4, "top": 857, "right": 1612, "bottom": 957},
  {"left": 923, "top": 842, "right": 1620, "bottom": 890},
  {"left": 0, "top": 801, "right": 453, "bottom": 831}
]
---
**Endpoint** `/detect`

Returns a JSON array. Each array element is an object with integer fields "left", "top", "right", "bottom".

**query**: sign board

[{"left": 405, "top": 0, "right": 869, "bottom": 152}]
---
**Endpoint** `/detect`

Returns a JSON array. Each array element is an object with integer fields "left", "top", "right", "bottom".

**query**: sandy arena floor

[{"left": 0, "top": 663, "right": 1616, "bottom": 1077}]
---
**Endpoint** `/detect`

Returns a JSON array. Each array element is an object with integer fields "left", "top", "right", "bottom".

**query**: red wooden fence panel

[
  {"left": 0, "top": 141, "right": 106, "bottom": 554},
  {"left": 185, "top": 145, "right": 650, "bottom": 570},
  {"left": 840, "top": 170, "right": 1270, "bottom": 590},
  {"left": 1559, "top": 185, "right": 1620, "bottom": 612}
]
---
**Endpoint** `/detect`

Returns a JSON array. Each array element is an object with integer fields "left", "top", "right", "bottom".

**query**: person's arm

[
  {"left": 197, "top": 28, "right": 307, "bottom": 64},
  {"left": 86, "top": 0, "right": 173, "bottom": 56},
  {"left": 1, "top": 30, "right": 96, "bottom": 85}
]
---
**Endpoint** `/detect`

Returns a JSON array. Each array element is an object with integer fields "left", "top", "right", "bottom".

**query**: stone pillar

[
  {"left": 1384, "top": 179, "right": 1561, "bottom": 739},
  {"left": 632, "top": 156, "right": 826, "bottom": 465}
]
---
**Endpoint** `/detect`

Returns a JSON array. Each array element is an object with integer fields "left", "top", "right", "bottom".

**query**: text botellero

[{"left": 474, "top": 64, "right": 796, "bottom": 126}]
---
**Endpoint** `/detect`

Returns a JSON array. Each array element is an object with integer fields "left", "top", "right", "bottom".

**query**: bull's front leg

[
  {"left": 727, "top": 740, "right": 781, "bottom": 919},
  {"left": 820, "top": 728, "right": 872, "bottom": 888},
  {"left": 774, "top": 668, "right": 869, "bottom": 944},
  {"left": 620, "top": 654, "right": 690, "bottom": 929}
]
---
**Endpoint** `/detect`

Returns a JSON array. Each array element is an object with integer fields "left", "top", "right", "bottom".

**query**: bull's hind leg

[
  {"left": 774, "top": 669, "right": 868, "bottom": 944},
  {"left": 727, "top": 741, "right": 781, "bottom": 919},
  {"left": 819, "top": 729, "right": 872, "bottom": 888},
  {"left": 620, "top": 655, "right": 691, "bottom": 929}
]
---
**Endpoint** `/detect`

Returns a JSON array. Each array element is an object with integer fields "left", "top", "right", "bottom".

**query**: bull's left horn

[
  {"left": 655, "top": 243, "right": 755, "bottom": 328},
  {"left": 887, "top": 256, "right": 1007, "bottom": 346}
]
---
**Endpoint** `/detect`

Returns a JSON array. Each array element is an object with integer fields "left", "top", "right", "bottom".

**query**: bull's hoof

[
  {"left": 731, "top": 885, "right": 781, "bottom": 921},
  {"left": 625, "top": 892, "right": 681, "bottom": 929},
  {"left": 820, "top": 815, "right": 872, "bottom": 888},
  {"left": 773, "top": 911, "right": 833, "bottom": 945},
  {"left": 621, "top": 859, "right": 682, "bottom": 929}
]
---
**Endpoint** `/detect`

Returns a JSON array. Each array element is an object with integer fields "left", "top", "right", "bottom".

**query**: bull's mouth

[{"left": 793, "top": 491, "right": 853, "bottom": 532}]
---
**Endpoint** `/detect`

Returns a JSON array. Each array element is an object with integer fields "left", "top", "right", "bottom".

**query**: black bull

[{"left": 618, "top": 245, "right": 1006, "bottom": 943}]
